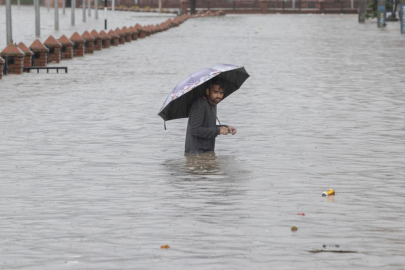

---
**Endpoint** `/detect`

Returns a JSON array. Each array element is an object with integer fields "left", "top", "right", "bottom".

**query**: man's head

[{"left": 206, "top": 79, "right": 225, "bottom": 105}]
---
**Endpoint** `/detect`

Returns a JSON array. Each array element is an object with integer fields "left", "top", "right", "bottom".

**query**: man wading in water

[{"left": 185, "top": 79, "right": 237, "bottom": 154}]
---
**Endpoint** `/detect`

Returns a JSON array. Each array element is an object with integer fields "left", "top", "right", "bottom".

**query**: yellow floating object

[
  {"left": 322, "top": 189, "right": 335, "bottom": 196},
  {"left": 161, "top": 245, "right": 170, "bottom": 249}
]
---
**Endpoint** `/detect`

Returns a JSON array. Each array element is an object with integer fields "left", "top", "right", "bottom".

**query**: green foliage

[
  {"left": 144, "top": 5, "right": 151, "bottom": 10},
  {"left": 366, "top": 0, "right": 377, "bottom": 18},
  {"left": 131, "top": 5, "right": 139, "bottom": 10},
  {"left": 11, "top": 0, "right": 33, "bottom": 4},
  {"left": 366, "top": 0, "right": 396, "bottom": 19}
]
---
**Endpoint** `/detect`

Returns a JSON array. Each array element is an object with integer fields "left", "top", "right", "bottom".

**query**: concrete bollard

[
  {"left": 148, "top": 26, "right": 154, "bottom": 35},
  {"left": 99, "top": 30, "right": 112, "bottom": 48},
  {"left": 82, "top": 31, "right": 95, "bottom": 54},
  {"left": 90, "top": 30, "right": 103, "bottom": 51},
  {"left": 128, "top": 26, "right": 138, "bottom": 40},
  {"left": 70, "top": 32, "right": 85, "bottom": 57},
  {"left": 153, "top": 25, "right": 159, "bottom": 34},
  {"left": 58, "top": 35, "right": 74, "bottom": 59},
  {"left": 107, "top": 30, "right": 120, "bottom": 46},
  {"left": 160, "top": 22, "right": 168, "bottom": 31},
  {"left": 135, "top": 24, "right": 147, "bottom": 38},
  {"left": 44, "top": 35, "right": 62, "bottom": 63},
  {"left": 169, "top": 19, "right": 179, "bottom": 27},
  {"left": 114, "top": 28, "right": 126, "bottom": 44},
  {"left": 17, "top": 42, "right": 34, "bottom": 68},
  {"left": 143, "top": 26, "right": 151, "bottom": 36},
  {"left": 165, "top": 19, "right": 174, "bottom": 28},
  {"left": 142, "top": 26, "right": 149, "bottom": 36},
  {"left": 0, "top": 43, "right": 25, "bottom": 74},
  {"left": 121, "top": 27, "right": 132, "bottom": 42},
  {"left": 0, "top": 56, "right": 4, "bottom": 79},
  {"left": 29, "top": 39, "right": 49, "bottom": 67}
]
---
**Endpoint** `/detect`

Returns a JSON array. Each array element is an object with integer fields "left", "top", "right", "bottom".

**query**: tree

[
  {"left": 365, "top": 0, "right": 378, "bottom": 18},
  {"left": 366, "top": 0, "right": 399, "bottom": 20}
]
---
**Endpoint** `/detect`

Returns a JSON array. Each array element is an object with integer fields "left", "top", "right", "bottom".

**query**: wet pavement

[{"left": 1, "top": 9, "right": 405, "bottom": 269}]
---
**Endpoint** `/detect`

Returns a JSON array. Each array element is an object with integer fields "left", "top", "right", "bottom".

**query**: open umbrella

[{"left": 158, "top": 64, "right": 249, "bottom": 124}]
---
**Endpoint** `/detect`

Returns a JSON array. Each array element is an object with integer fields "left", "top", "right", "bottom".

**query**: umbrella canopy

[{"left": 158, "top": 64, "right": 249, "bottom": 122}]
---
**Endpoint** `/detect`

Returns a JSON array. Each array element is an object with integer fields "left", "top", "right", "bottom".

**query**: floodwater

[{"left": 1, "top": 8, "right": 405, "bottom": 269}]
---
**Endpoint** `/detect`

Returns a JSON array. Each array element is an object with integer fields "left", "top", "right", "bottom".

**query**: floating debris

[
  {"left": 291, "top": 226, "right": 298, "bottom": 232},
  {"left": 309, "top": 244, "right": 357, "bottom": 253},
  {"left": 161, "top": 245, "right": 170, "bottom": 249},
  {"left": 297, "top": 213, "right": 305, "bottom": 216},
  {"left": 309, "top": 249, "right": 357, "bottom": 253},
  {"left": 322, "top": 189, "right": 335, "bottom": 196}
]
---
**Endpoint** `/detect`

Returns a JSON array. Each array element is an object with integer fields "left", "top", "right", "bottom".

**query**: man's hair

[{"left": 210, "top": 77, "right": 226, "bottom": 90}]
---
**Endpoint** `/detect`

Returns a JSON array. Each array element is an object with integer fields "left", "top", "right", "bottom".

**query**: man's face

[{"left": 206, "top": 84, "right": 224, "bottom": 105}]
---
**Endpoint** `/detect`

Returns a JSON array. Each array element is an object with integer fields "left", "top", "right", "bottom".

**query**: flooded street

[{"left": 1, "top": 10, "right": 405, "bottom": 269}]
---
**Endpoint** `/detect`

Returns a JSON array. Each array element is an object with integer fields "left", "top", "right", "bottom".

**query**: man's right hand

[{"left": 220, "top": 126, "right": 228, "bottom": 135}]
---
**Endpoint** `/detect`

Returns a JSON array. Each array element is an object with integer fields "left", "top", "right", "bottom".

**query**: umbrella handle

[{"left": 210, "top": 106, "right": 223, "bottom": 126}]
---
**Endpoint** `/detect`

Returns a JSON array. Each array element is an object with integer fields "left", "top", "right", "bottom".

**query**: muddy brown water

[{"left": 1, "top": 9, "right": 405, "bottom": 269}]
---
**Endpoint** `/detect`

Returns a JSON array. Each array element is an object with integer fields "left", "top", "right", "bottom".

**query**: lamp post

[
  {"left": 104, "top": 0, "right": 107, "bottom": 29},
  {"left": 6, "top": 0, "right": 13, "bottom": 45},
  {"left": 55, "top": 0, "right": 60, "bottom": 30},
  {"left": 83, "top": 0, "right": 86, "bottom": 22},
  {"left": 35, "top": 0, "right": 40, "bottom": 36},
  {"left": 71, "top": 0, "right": 75, "bottom": 25},
  {"left": 95, "top": 0, "right": 99, "bottom": 19},
  {"left": 400, "top": 0, "right": 405, "bottom": 33}
]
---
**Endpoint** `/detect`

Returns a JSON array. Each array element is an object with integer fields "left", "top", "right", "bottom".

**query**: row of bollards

[{"left": 0, "top": 11, "right": 225, "bottom": 80}]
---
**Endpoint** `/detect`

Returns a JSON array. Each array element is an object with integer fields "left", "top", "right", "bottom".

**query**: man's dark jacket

[{"left": 185, "top": 97, "right": 220, "bottom": 153}]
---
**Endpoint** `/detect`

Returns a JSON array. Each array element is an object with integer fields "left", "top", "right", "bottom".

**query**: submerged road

[{"left": 1, "top": 12, "right": 405, "bottom": 269}]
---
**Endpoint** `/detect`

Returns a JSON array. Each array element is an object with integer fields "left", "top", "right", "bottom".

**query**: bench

[{"left": 23, "top": 67, "right": 68, "bottom": 73}]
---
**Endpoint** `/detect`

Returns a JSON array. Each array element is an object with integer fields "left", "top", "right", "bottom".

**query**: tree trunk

[{"left": 190, "top": 0, "right": 196, "bottom": 14}]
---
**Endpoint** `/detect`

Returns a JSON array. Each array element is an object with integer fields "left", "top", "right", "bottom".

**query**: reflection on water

[
  {"left": 184, "top": 151, "right": 222, "bottom": 176},
  {"left": 164, "top": 152, "right": 250, "bottom": 180}
]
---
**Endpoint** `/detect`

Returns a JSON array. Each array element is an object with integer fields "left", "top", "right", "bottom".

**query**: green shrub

[{"left": 12, "top": 0, "right": 33, "bottom": 4}]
